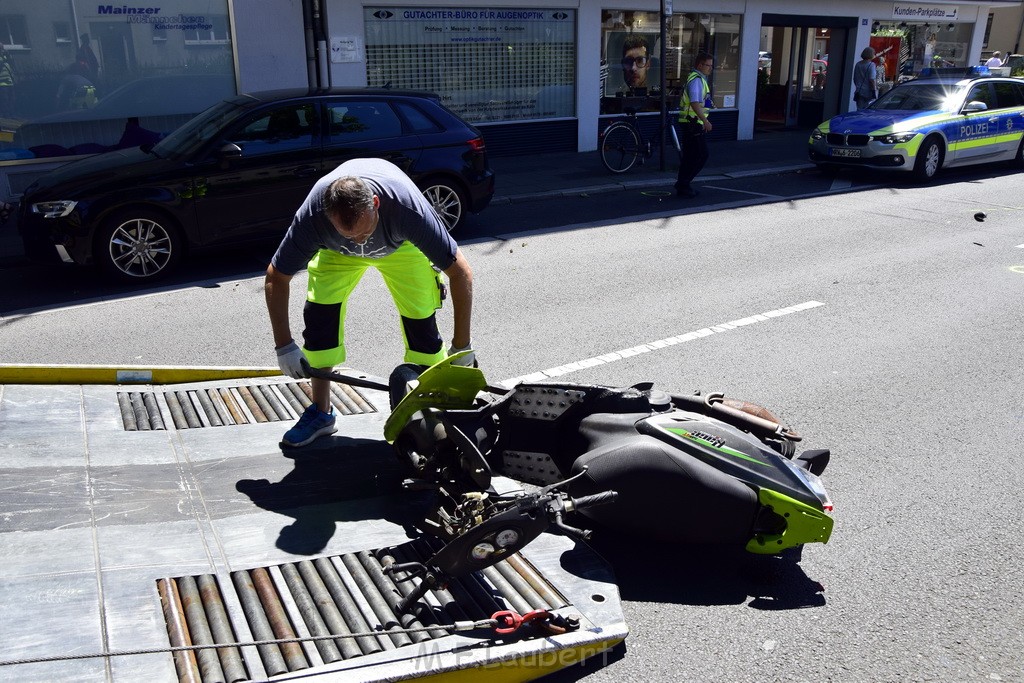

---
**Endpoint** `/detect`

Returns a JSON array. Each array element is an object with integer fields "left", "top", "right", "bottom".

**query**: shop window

[
  {"left": 184, "top": 16, "right": 230, "bottom": 46},
  {"left": 870, "top": 21, "right": 973, "bottom": 77},
  {"left": 363, "top": 8, "right": 577, "bottom": 123},
  {"left": 3, "top": 2, "right": 236, "bottom": 160},
  {"left": 599, "top": 11, "right": 741, "bottom": 115},
  {"left": 1, "top": 15, "right": 30, "bottom": 49},
  {"left": 54, "top": 22, "right": 73, "bottom": 46}
]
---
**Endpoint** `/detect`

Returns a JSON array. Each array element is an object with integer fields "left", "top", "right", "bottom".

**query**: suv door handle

[{"left": 294, "top": 165, "right": 317, "bottom": 177}]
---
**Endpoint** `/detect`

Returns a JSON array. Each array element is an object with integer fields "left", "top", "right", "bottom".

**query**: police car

[{"left": 808, "top": 67, "right": 1024, "bottom": 181}]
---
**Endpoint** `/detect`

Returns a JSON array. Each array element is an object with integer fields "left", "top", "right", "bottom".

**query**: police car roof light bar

[{"left": 918, "top": 65, "right": 990, "bottom": 79}]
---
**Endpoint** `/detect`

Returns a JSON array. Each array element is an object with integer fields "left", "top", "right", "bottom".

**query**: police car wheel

[
  {"left": 912, "top": 136, "right": 944, "bottom": 183},
  {"left": 1012, "top": 138, "right": 1024, "bottom": 171}
]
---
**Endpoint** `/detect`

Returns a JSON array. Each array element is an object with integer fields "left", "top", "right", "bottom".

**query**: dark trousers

[{"left": 676, "top": 125, "right": 709, "bottom": 192}]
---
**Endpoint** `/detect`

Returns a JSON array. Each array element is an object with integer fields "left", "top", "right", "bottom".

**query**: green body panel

[
  {"left": 383, "top": 352, "right": 487, "bottom": 442},
  {"left": 746, "top": 488, "right": 834, "bottom": 554}
]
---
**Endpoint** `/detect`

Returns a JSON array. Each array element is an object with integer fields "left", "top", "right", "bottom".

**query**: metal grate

[
  {"left": 118, "top": 381, "right": 376, "bottom": 431},
  {"left": 158, "top": 538, "right": 567, "bottom": 682}
]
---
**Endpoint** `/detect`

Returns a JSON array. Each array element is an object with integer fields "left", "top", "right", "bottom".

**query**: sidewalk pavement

[{"left": 488, "top": 127, "right": 815, "bottom": 204}]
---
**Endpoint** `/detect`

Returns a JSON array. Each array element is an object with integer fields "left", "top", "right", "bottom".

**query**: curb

[{"left": 492, "top": 163, "right": 816, "bottom": 204}]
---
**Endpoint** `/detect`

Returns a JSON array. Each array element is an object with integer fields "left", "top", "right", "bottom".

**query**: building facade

[
  {"left": 981, "top": 1, "right": 1024, "bottom": 60},
  {"left": 1, "top": 0, "right": 1020, "bottom": 204}
]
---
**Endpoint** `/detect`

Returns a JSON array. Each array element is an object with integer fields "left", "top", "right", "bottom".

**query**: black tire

[
  {"left": 912, "top": 136, "right": 944, "bottom": 183},
  {"left": 95, "top": 209, "right": 183, "bottom": 282},
  {"left": 601, "top": 122, "right": 642, "bottom": 173},
  {"left": 419, "top": 178, "right": 466, "bottom": 232},
  {"left": 1012, "top": 137, "right": 1024, "bottom": 171}
]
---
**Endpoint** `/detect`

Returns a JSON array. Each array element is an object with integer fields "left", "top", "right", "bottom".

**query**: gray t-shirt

[
  {"left": 853, "top": 59, "right": 877, "bottom": 99},
  {"left": 271, "top": 157, "right": 457, "bottom": 276}
]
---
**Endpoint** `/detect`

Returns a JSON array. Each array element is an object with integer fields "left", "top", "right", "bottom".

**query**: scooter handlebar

[{"left": 570, "top": 490, "right": 618, "bottom": 510}]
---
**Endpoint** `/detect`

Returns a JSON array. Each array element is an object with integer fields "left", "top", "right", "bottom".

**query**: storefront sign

[{"left": 892, "top": 4, "right": 959, "bottom": 21}]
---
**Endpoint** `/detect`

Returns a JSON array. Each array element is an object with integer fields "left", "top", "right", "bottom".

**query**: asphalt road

[{"left": 2, "top": 165, "right": 1023, "bottom": 682}]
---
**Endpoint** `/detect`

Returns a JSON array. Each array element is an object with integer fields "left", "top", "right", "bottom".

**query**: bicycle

[{"left": 600, "top": 105, "right": 682, "bottom": 174}]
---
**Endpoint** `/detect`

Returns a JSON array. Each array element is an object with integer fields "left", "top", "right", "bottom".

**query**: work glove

[
  {"left": 276, "top": 340, "right": 309, "bottom": 379},
  {"left": 447, "top": 342, "right": 478, "bottom": 368}
]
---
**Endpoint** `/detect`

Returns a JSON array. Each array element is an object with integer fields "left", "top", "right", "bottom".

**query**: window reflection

[
  {"left": 0, "top": 2, "right": 236, "bottom": 160},
  {"left": 600, "top": 11, "right": 741, "bottom": 115}
]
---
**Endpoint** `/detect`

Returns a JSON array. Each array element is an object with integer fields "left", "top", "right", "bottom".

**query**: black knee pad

[
  {"left": 303, "top": 301, "right": 342, "bottom": 351},
  {"left": 401, "top": 313, "right": 443, "bottom": 355}
]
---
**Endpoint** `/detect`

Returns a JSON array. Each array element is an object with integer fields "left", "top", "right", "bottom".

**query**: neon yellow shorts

[{"left": 302, "top": 241, "right": 445, "bottom": 368}]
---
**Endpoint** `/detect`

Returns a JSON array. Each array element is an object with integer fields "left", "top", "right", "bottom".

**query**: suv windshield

[
  {"left": 871, "top": 83, "right": 966, "bottom": 112},
  {"left": 152, "top": 98, "right": 251, "bottom": 159}
]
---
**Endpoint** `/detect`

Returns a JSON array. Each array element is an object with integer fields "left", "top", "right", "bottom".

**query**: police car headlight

[
  {"left": 31, "top": 200, "right": 78, "bottom": 218},
  {"left": 810, "top": 129, "right": 826, "bottom": 140},
  {"left": 873, "top": 132, "right": 918, "bottom": 145}
]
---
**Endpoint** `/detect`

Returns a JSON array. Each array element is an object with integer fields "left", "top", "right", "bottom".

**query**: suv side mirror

[{"left": 962, "top": 101, "right": 988, "bottom": 113}]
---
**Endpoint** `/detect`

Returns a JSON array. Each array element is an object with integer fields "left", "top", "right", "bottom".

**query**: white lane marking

[
  {"left": 1016, "top": 244, "right": 1024, "bottom": 249},
  {"left": 499, "top": 300, "right": 825, "bottom": 388},
  {"left": 701, "top": 185, "right": 781, "bottom": 198},
  {"left": 830, "top": 178, "right": 852, "bottom": 191}
]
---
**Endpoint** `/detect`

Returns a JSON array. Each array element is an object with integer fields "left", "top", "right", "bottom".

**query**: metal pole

[
  {"left": 301, "top": 0, "right": 318, "bottom": 89},
  {"left": 659, "top": 0, "right": 670, "bottom": 170}
]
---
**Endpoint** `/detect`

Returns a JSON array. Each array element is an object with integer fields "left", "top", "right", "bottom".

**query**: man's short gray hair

[
  {"left": 324, "top": 176, "right": 375, "bottom": 224},
  {"left": 861, "top": 47, "right": 876, "bottom": 60}
]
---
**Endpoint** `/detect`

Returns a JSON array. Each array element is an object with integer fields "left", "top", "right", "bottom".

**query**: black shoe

[{"left": 677, "top": 188, "right": 698, "bottom": 198}]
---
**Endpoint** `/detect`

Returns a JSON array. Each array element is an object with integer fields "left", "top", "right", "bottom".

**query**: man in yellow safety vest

[{"left": 675, "top": 51, "right": 714, "bottom": 198}]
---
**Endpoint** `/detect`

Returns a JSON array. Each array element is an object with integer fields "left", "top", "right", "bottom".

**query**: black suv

[{"left": 19, "top": 88, "right": 495, "bottom": 282}]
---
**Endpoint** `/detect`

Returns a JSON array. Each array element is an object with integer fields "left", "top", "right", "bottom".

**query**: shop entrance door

[{"left": 757, "top": 15, "right": 854, "bottom": 131}]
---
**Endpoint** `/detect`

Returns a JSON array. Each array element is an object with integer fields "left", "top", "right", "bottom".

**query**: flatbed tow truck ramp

[{"left": 0, "top": 366, "right": 627, "bottom": 682}]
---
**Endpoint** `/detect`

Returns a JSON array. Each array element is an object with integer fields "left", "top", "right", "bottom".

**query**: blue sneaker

[{"left": 281, "top": 404, "right": 337, "bottom": 447}]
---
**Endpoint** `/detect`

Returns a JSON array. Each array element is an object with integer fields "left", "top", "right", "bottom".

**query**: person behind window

[
  {"left": 985, "top": 51, "right": 1004, "bottom": 68},
  {"left": 852, "top": 47, "right": 878, "bottom": 110},
  {"left": 675, "top": 51, "right": 714, "bottom": 199},
  {"left": 55, "top": 60, "right": 96, "bottom": 111},
  {"left": 621, "top": 34, "right": 651, "bottom": 93},
  {"left": 0, "top": 44, "right": 14, "bottom": 117},
  {"left": 76, "top": 34, "right": 100, "bottom": 82}
]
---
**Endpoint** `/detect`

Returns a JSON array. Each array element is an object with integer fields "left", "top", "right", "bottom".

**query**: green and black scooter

[{"left": 310, "top": 354, "right": 833, "bottom": 611}]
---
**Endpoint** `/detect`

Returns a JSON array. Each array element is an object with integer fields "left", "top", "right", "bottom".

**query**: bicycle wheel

[{"left": 601, "top": 122, "right": 642, "bottom": 173}]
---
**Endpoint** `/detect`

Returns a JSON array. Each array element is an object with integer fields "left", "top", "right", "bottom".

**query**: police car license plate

[{"left": 829, "top": 148, "right": 861, "bottom": 158}]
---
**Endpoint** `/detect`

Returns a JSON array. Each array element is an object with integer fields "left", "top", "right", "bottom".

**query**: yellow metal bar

[{"left": 0, "top": 364, "right": 283, "bottom": 385}]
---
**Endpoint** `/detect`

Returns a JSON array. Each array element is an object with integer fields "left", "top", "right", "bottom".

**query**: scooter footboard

[{"left": 570, "top": 436, "right": 758, "bottom": 545}]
